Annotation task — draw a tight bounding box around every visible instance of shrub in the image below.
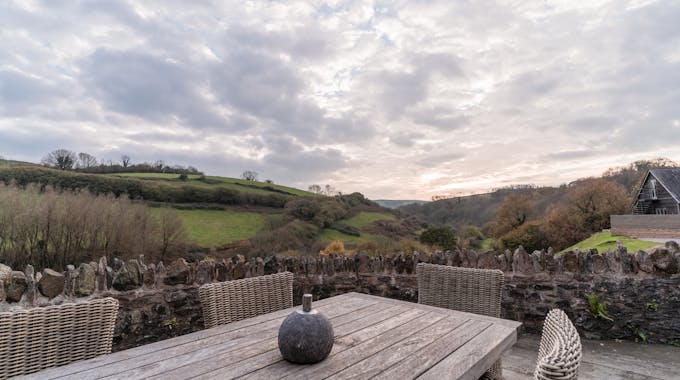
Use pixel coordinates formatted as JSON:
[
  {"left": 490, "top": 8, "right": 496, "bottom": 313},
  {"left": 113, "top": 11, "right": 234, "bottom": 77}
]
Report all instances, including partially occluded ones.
[
  {"left": 499, "top": 221, "right": 548, "bottom": 252},
  {"left": 419, "top": 227, "right": 457, "bottom": 251},
  {"left": 284, "top": 197, "right": 349, "bottom": 228},
  {"left": 322, "top": 240, "right": 345, "bottom": 256},
  {"left": 459, "top": 226, "right": 485, "bottom": 249},
  {"left": 247, "top": 219, "right": 319, "bottom": 256}
]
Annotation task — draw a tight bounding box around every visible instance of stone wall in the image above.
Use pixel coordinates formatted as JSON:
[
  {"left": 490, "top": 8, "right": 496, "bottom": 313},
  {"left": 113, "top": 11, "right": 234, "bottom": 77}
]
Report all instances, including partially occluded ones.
[
  {"left": 611, "top": 214, "right": 680, "bottom": 238},
  {"left": 1, "top": 242, "right": 679, "bottom": 351}
]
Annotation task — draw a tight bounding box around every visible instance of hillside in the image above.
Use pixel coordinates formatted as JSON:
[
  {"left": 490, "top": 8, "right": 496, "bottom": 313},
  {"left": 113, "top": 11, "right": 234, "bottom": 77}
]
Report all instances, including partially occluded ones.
[
  {"left": 0, "top": 165, "right": 416, "bottom": 253},
  {"left": 399, "top": 158, "right": 676, "bottom": 234},
  {"left": 374, "top": 199, "right": 429, "bottom": 209}
]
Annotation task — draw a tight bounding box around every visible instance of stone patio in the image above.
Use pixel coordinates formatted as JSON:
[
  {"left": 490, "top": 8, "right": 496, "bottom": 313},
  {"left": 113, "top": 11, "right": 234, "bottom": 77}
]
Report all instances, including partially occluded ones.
[{"left": 502, "top": 335, "right": 679, "bottom": 380}]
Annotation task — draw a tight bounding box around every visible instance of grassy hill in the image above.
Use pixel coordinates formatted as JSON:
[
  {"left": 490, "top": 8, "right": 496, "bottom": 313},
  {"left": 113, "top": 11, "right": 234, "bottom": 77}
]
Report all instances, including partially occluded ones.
[
  {"left": 111, "top": 172, "right": 314, "bottom": 197},
  {"left": 374, "top": 199, "right": 429, "bottom": 209},
  {"left": 562, "top": 232, "right": 660, "bottom": 253},
  {"left": 318, "top": 211, "right": 396, "bottom": 243},
  {"left": 0, "top": 165, "right": 297, "bottom": 208},
  {"left": 0, "top": 164, "right": 416, "bottom": 253}
]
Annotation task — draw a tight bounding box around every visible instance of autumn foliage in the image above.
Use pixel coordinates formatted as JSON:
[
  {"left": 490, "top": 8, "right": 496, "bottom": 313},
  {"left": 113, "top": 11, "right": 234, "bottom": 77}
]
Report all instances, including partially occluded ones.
[{"left": 491, "top": 178, "right": 631, "bottom": 251}]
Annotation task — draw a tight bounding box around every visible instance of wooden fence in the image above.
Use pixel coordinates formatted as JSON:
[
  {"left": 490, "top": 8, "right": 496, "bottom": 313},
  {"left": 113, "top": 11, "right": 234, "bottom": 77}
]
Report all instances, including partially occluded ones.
[{"left": 610, "top": 214, "right": 680, "bottom": 238}]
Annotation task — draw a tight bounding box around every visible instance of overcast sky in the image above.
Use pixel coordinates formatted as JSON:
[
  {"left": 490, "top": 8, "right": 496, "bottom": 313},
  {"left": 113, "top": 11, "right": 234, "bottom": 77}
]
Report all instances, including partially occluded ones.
[{"left": 1, "top": 0, "right": 679, "bottom": 200}]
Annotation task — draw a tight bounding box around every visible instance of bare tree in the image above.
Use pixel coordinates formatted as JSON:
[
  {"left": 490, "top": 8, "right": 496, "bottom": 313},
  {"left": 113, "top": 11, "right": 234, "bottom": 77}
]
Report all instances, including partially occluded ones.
[
  {"left": 241, "top": 170, "right": 258, "bottom": 181},
  {"left": 77, "top": 152, "right": 98, "bottom": 169},
  {"left": 121, "top": 155, "right": 131, "bottom": 168},
  {"left": 156, "top": 208, "right": 187, "bottom": 261},
  {"left": 323, "top": 184, "right": 337, "bottom": 196},
  {"left": 42, "top": 149, "right": 77, "bottom": 170},
  {"left": 308, "top": 184, "right": 322, "bottom": 194}
]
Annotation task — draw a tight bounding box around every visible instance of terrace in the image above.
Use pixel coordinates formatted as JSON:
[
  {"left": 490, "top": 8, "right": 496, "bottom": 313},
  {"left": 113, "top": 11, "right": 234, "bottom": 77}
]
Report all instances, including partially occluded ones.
[
  {"left": 503, "top": 335, "right": 677, "bottom": 380},
  {"left": 1, "top": 245, "right": 679, "bottom": 379}
]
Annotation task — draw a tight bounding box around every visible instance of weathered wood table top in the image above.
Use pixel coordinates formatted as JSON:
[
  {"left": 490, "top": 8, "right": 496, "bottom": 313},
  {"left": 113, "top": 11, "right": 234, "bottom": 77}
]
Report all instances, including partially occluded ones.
[{"left": 26, "top": 292, "right": 521, "bottom": 380}]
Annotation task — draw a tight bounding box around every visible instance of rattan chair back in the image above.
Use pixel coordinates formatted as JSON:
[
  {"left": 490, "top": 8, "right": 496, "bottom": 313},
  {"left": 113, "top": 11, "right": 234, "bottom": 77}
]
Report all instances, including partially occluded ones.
[
  {"left": 534, "top": 309, "right": 582, "bottom": 380},
  {"left": 416, "top": 263, "right": 505, "bottom": 380},
  {"left": 0, "top": 297, "right": 119, "bottom": 379},
  {"left": 416, "top": 263, "right": 504, "bottom": 317},
  {"left": 199, "top": 271, "right": 293, "bottom": 328}
]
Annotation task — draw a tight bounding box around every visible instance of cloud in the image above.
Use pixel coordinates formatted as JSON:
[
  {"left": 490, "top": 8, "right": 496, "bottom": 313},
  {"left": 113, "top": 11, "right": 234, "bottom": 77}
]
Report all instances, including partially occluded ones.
[
  {"left": 2, "top": 0, "right": 680, "bottom": 199},
  {"left": 0, "top": 69, "right": 69, "bottom": 115},
  {"left": 80, "top": 49, "right": 228, "bottom": 129}
]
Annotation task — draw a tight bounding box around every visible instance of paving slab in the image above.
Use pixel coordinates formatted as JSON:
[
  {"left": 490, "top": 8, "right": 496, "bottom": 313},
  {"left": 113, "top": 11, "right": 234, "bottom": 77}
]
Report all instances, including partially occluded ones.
[{"left": 502, "top": 335, "right": 680, "bottom": 380}]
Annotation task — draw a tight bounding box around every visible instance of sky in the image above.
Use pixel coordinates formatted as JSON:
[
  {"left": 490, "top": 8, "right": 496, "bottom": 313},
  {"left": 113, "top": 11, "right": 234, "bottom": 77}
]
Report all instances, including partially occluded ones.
[{"left": 1, "top": 0, "right": 680, "bottom": 200}]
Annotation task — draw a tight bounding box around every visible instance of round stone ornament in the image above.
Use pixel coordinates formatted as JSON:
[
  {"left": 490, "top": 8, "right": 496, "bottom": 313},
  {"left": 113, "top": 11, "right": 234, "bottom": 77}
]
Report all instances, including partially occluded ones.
[{"left": 278, "top": 294, "right": 334, "bottom": 364}]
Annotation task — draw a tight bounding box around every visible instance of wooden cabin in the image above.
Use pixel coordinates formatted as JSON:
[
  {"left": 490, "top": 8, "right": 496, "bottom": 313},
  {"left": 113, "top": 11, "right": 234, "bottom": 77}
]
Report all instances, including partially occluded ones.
[{"left": 632, "top": 168, "right": 680, "bottom": 215}]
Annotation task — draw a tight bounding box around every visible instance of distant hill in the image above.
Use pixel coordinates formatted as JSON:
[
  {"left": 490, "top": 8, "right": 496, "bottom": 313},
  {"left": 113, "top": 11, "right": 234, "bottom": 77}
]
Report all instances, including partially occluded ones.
[
  {"left": 374, "top": 199, "right": 429, "bottom": 209},
  {"left": 398, "top": 188, "right": 550, "bottom": 231},
  {"left": 399, "top": 158, "right": 678, "bottom": 232}
]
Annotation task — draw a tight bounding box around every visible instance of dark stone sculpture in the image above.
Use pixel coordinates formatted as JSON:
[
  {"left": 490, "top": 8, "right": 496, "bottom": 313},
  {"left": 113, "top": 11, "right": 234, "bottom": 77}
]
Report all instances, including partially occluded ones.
[{"left": 278, "top": 294, "right": 334, "bottom": 364}]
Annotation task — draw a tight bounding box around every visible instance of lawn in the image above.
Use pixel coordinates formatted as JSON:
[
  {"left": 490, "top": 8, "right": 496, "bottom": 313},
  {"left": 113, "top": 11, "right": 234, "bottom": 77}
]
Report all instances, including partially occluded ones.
[
  {"left": 152, "top": 208, "right": 268, "bottom": 247},
  {"left": 562, "top": 231, "right": 660, "bottom": 253},
  {"left": 342, "top": 211, "right": 396, "bottom": 228}
]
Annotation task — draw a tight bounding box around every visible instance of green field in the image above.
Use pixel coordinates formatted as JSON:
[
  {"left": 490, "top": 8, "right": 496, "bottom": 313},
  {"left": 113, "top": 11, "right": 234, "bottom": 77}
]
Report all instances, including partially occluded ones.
[
  {"left": 318, "top": 211, "right": 396, "bottom": 243},
  {"left": 110, "top": 172, "right": 314, "bottom": 197},
  {"left": 342, "top": 211, "right": 396, "bottom": 228},
  {"left": 205, "top": 176, "right": 314, "bottom": 197},
  {"left": 562, "top": 232, "right": 660, "bottom": 253},
  {"left": 152, "top": 208, "right": 268, "bottom": 247},
  {"left": 113, "top": 173, "right": 203, "bottom": 179}
]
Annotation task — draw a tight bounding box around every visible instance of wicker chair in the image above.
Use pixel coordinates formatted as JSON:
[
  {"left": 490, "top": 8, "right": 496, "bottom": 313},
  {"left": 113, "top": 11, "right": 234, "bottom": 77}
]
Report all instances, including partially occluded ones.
[
  {"left": 0, "top": 297, "right": 119, "bottom": 379},
  {"left": 416, "top": 263, "right": 505, "bottom": 380},
  {"left": 534, "top": 309, "right": 582, "bottom": 380},
  {"left": 199, "top": 271, "right": 294, "bottom": 328}
]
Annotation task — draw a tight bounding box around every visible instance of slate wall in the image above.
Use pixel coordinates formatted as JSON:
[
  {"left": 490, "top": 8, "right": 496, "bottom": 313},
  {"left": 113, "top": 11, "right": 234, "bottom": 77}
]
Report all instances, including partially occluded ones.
[{"left": 1, "top": 242, "right": 679, "bottom": 350}]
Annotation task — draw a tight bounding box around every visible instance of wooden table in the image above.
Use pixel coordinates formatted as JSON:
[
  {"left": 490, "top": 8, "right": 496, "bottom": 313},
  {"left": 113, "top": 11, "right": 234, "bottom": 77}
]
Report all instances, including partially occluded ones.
[{"left": 27, "top": 292, "right": 522, "bottom": 380}]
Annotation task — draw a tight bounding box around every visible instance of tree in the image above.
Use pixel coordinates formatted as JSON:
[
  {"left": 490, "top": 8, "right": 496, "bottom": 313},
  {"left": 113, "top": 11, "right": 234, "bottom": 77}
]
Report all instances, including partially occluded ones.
[
  {"left": 77, "top": 152, "right": 98, "bottom": 169},
  {"left": 543, "top": 178, "right": 630, "bottom": 250},
  {"left": 492, "top": 194, "right": 535, "bottom": 237},
  {"left": 241, "top": 170, "right": 258, "bottom": 181},
  {"left": 156, "top": 208, "right": 187, "bottom": 261},
  {"left": 42, "top": 149, "right": 77, "bottom": 170},
  {"left": 121, "top": 155, "right": 131, "bottom": 168},
  {"left": 323, "top": 184, "right": 337, "bottom": 196},
  {"left": 308, "top": 184, "right": 322, "bottom": 194}
]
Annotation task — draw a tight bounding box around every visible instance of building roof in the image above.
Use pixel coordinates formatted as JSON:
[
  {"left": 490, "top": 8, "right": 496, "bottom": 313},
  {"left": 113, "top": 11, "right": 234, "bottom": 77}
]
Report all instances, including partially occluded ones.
[{"left": 650, "top": 168, "right": 680, "bottom": 203}]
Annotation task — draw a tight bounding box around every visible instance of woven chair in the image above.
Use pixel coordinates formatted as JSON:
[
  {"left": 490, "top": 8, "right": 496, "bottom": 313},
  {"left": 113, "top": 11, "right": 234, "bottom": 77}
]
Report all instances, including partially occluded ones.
[
  {"left": 0, "top": 297, "right": 119, "bottom": 379},
  {"left": 416, "top": 263, "right": 505, "bottom": 380},
  {"left": 199, "top": 271, "right": 293, "bottom": 328},
  {"left": 534, "top": 309, "right": 582, "bottom": 380}
]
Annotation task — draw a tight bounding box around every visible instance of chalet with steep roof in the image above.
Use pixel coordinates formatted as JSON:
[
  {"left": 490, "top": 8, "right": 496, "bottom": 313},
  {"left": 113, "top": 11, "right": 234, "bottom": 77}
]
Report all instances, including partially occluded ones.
[{"left": 632, "top": 168, "right": 680, "bottom": 215}]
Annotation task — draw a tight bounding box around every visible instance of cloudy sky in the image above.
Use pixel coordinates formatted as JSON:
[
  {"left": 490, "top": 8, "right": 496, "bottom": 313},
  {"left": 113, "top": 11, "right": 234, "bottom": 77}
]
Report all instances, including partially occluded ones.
[{"left": 1, "top": 0, "right": 679, "bottom": 200}]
